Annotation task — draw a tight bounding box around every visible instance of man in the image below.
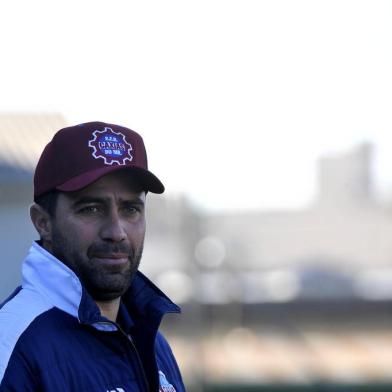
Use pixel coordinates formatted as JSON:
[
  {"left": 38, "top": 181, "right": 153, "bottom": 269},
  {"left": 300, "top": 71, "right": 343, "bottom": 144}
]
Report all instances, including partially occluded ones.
[{"left": 0, "top": 122, "right": 185, "bottom": 391}]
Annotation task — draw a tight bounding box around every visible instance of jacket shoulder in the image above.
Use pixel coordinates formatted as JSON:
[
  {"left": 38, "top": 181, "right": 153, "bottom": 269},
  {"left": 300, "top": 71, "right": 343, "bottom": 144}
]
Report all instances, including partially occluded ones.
[{"left": 0, "top": 287, "right": 52, "bottom": 386}]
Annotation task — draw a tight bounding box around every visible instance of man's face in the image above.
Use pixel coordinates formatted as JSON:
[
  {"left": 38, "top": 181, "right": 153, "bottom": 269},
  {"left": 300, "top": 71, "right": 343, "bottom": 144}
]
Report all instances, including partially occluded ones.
[{"left": 45, "top": 171, "right": 146, "bottom": 301}]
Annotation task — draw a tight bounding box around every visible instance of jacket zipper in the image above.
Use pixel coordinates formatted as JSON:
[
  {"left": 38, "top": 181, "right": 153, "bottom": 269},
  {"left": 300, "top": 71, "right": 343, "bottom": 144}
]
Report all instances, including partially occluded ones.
[
  {"left": 95, "top": 321, "right": 150, "bottom": 392},
  {"left": 125, "top": 333, "right": 150, "bottom": 392}
]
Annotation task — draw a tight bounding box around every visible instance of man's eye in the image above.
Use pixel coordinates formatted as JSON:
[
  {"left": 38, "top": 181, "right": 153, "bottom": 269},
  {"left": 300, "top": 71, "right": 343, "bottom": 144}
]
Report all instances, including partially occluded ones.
[
  {"left": 79, "top": 206, "right": 100, "bottom": 214},
  {"left": 125, "top": 207, "right": 138, "bottom": 214},
  {"left": 123, "top": 205, "right": 141, "bottom": 215}
]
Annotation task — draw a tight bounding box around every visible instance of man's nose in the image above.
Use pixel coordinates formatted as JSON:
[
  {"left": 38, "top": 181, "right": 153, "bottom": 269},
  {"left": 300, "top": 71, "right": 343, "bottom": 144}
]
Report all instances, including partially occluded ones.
[{"left": 100, "top": 211, "right": 127, "bottom": 242}]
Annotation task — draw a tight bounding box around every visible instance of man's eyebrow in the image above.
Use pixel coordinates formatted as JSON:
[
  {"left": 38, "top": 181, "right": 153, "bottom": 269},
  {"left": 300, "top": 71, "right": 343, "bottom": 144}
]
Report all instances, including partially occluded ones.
[
  {"left": 71, "top": 197, "right": 107, "bottom": 208},
  {"left": 70, "top": 196, "right": 145, "bottom": 208},
  {"left": 121, "top": 198, "right": 145, "bottom": 206}
]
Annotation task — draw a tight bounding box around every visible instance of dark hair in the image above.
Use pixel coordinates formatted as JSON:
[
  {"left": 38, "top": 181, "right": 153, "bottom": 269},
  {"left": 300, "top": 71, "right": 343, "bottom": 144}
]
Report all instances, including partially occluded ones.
[{"left": 35, "top": 190, "right": 59, "bottom": 217}]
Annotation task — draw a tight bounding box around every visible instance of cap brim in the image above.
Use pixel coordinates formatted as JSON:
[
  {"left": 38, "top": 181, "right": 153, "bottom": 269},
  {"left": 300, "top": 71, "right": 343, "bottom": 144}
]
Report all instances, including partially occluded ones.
[{"left": 56, "top": 166, "right": 164, "bottom": 194}]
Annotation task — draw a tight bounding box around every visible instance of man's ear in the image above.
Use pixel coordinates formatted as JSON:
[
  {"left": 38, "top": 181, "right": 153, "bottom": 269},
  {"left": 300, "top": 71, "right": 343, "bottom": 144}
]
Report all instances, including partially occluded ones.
[{"left": 30, "top": 204, "right": 53, "bottom": 243}]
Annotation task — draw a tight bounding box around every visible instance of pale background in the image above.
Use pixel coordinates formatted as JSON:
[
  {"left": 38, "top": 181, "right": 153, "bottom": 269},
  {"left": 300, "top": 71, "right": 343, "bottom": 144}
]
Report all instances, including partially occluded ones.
[{"left": 0, "top": 0, "right": 392, "bottom": 212}]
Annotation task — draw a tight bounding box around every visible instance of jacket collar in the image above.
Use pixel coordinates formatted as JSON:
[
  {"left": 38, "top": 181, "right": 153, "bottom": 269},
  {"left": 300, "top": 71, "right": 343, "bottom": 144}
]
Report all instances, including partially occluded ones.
[{"left": 22, "top": 242, "right": 180, "bottom": 329}]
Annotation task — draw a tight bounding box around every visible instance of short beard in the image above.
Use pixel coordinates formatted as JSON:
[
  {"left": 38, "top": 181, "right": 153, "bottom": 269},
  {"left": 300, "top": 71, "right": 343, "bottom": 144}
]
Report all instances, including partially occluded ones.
[
  {"left": 82, "top": 248, "right": 142, "bottom": 301},
  {"left": 50, "top": 227, "right": 143, "bottom": 302}
]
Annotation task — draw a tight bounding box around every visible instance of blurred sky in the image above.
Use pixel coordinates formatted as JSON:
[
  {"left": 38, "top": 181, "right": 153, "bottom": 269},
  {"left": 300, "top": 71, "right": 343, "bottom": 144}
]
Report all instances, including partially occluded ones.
[{"left": 0, "top": 0, "right": 391, "bottom": 211}]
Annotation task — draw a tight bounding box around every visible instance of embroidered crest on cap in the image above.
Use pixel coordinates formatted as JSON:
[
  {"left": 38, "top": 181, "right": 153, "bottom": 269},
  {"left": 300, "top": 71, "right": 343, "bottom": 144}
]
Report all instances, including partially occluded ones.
[
  {"left": 159, "top": 371, "right": 176, "bottom": 392},
  {"left": 88, "top": 127, "right": 133, "bottom": 165}
]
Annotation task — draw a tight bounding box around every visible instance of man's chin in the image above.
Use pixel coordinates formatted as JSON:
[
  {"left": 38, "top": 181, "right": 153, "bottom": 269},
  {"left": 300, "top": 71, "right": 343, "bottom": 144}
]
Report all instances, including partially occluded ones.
[
  {"left": 87, "top": 281, "right": 131, "bottom": 301},
  {"left": 79, "top": 257, "right": 140, "bottom": 301},
  {"left": 91, "top": 290, "right": 126, "bottom": 301},
  {"left": 100, "top": 264, "right": 130, "bottom": 274}
]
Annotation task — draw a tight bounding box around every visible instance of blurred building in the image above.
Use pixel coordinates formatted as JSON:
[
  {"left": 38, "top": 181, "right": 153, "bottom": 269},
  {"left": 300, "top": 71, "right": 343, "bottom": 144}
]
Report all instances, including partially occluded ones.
[
  {"left": 0, "top": 114, "right": 67, "bottom": 295},
  {"left": 195, "top": 143, "right": 392, "bottom": 304}
]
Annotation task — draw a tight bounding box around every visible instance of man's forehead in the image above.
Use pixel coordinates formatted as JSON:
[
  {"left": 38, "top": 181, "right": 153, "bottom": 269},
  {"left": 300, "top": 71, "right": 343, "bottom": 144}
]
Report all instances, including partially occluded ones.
[{"left": 61, "top": 171, "right": 146, "bottom": 202}]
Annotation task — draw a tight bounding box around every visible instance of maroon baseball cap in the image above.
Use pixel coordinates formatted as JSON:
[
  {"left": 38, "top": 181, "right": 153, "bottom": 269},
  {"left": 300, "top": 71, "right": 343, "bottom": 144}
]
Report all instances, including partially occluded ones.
[{"left": 34, "top": 121, "right": 164, "bottom": 201}]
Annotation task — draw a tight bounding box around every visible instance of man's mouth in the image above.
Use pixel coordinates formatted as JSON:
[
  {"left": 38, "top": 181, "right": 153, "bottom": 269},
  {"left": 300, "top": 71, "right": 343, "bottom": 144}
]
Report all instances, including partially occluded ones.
[{"left": 91, "top": 254, "right": 129, "bottom": 266}]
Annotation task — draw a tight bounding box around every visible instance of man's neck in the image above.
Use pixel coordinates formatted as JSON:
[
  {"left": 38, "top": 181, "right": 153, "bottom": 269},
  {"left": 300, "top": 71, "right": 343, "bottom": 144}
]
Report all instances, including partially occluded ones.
[{"left": 95, "top": 298, "right": 121, "bottom": 322}]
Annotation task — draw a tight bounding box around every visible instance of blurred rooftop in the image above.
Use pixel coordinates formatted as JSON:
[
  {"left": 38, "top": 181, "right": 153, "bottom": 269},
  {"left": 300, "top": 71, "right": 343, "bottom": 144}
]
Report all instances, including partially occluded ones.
[{"left": 0, "top": 114, "right": 66, "bottom": 176}]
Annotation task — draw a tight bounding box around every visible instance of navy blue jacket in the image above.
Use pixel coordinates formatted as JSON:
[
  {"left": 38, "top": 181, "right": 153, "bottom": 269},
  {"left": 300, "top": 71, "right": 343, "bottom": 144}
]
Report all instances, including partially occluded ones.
[{"left": 0, "top": 242, "right": 185, "bottom": 391}]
